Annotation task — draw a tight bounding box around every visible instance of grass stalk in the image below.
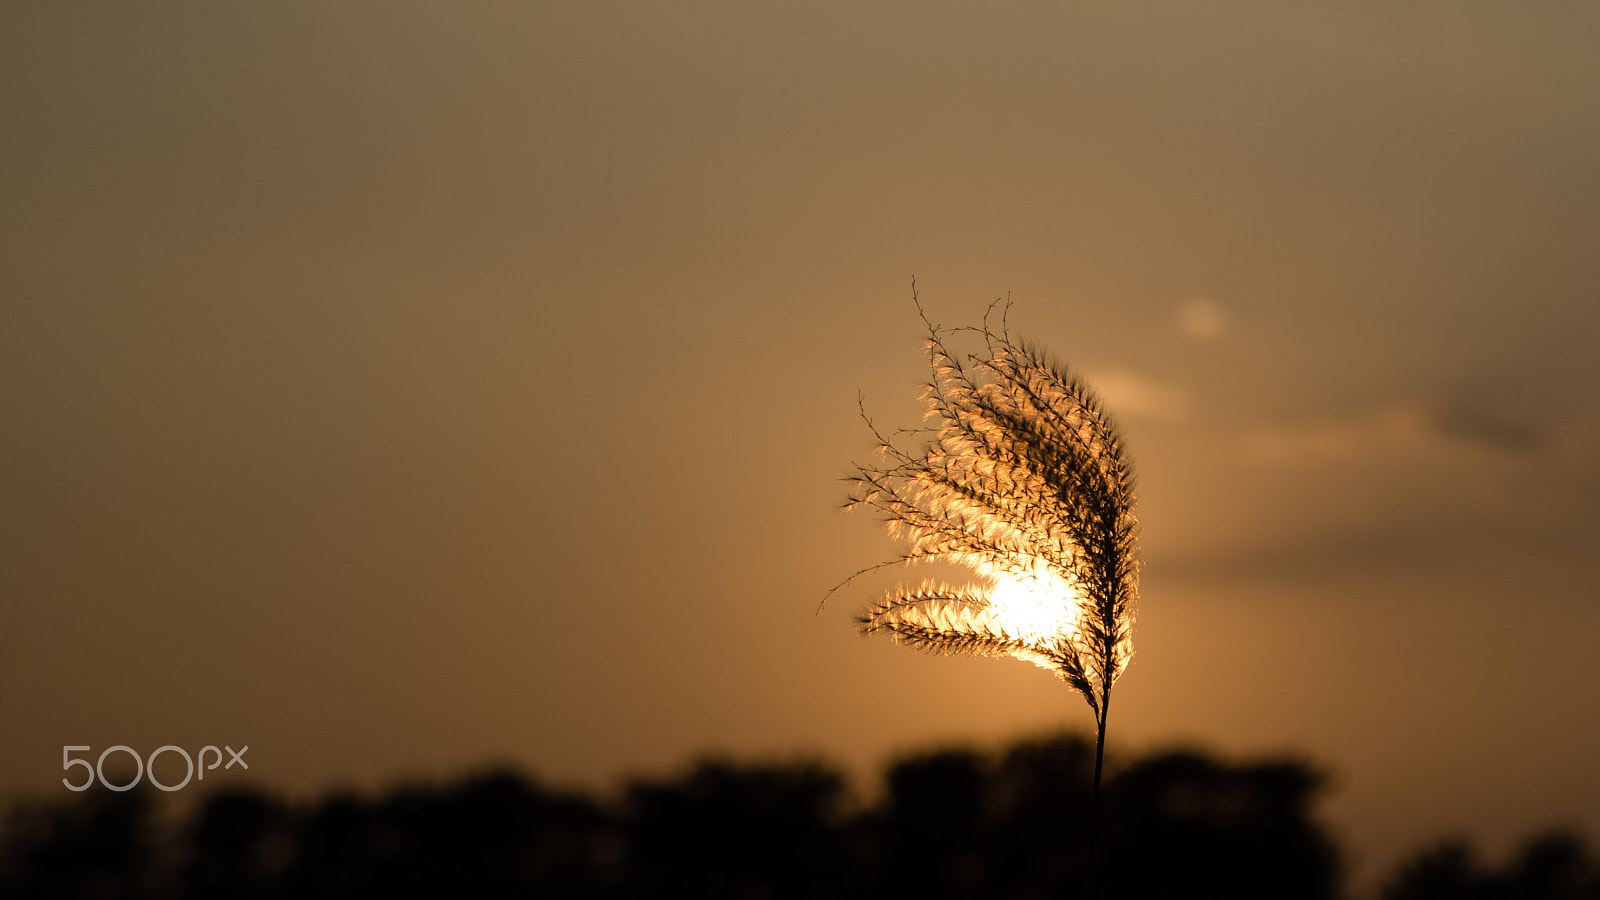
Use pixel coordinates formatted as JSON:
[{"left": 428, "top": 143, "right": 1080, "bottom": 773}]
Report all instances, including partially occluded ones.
[{"left": 835, "top": 289, "right": 1140, "bottom": 895}]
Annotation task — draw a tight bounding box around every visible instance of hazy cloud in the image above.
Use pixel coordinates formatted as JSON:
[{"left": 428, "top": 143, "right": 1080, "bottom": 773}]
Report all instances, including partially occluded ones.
[
  {"left": 1084, "top": 368, "right": 1191, "bottom": 423},
  {"left": 1245, "top": 394, "right": 1554, "bottom": 465},
  {"left": 1176, "top": 296, "right": 1227, "bottom": 339},
  {"left": 1243, "top": 406, "right": 1430, "bottom": 464},
  {"left": 1423, "top": 382, "right": 1547, "bottom": 455}
]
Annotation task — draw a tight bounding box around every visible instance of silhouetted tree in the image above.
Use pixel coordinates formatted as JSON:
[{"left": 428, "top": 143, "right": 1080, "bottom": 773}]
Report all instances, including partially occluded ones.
[
  {"left": 21, "top": 733, "right": 1556, "bottom": 900},
  {"left": 1383, "top": 831, "right": 1600, "bottom": 900},
  {"left": 273, "top": 793, "right": 388, "bottom": 898},
  {"left": 1103, "top": 751, "right": 1340, "bottom": 900},
  {"left": 1503, "top": 831, "right": 1600, "bottom": 900},
  {"left": 863, "top": 736, "right": 1340, "bottom": 900},
  {"left": 621, "top": 759, "right": 853, "bottom": 899},
  {"left": 878, "top": 749, "right": 994, "bottom": 898},
  {"left": 391, "top": 770, "right": 622, "bottom": 898},
  {"left": 270, "top": 771, "right": 621, "bottom": 899},
  {"left": 179, "top": 789, "right": 292, "bottom": 900},
  {"left": 987, "top": 734, "right": 1099, "bottom": 898},
  {"left": 0, "top": 787, "right": 162, "bottom": 899},
  {"left": 1383, "top": 839, "right": 1500, "bottom": 900}
]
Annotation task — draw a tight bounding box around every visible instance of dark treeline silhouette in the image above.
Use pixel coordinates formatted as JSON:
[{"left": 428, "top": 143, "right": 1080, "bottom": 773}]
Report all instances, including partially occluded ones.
[
  {"left": 0, "top": 733, "right": 1593, "bottom": 899},
  {"left": 1381, "top": 832, "right": 1600, "bottom": 900}
]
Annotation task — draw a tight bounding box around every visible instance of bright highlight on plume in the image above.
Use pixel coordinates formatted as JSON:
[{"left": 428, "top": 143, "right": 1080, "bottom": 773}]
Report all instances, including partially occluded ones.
[{"left": 985, "top": 567, "right": 1080, "bottom": 646}]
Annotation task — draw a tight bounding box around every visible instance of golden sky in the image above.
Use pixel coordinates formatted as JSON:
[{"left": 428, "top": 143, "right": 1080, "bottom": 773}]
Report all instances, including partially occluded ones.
[{"left": 3, "top": 2, "right": 1599, "bottom": 889}]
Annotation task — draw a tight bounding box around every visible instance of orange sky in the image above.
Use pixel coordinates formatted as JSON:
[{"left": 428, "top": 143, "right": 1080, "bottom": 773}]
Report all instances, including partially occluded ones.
[{"left": 3, "top": 3, "right": 1599, "bottom": 891}]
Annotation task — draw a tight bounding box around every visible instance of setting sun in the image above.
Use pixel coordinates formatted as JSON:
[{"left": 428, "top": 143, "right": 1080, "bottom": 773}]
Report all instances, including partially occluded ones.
[{"left": 985, "top": 568, "right": 1080, "bottom": 646}]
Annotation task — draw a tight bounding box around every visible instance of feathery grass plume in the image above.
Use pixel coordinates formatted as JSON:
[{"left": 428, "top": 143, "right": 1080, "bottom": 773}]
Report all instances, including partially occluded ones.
[{"left": 835, "top": 290, "right": 1139, "bottom": 888}]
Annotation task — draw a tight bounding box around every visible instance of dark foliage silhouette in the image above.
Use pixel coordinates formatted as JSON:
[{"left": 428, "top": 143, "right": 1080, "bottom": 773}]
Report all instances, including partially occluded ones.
[
  {"left": 1, "top": 734, "right": 1593, "bottom": 900},
  {"left": 1382, "top": 831, "right": 1600, "bottom": 900},
  {"left": 1102, "top": 750, "right": 1340, "bottom": 900},
  {"left": 862, "top": 735, "right": 1339, "bottom": 900},
  {"left": 620, "top": 759, "right": 852, "bottom": 899},
  {"left": 182, "top": 789, "right": 292, "bottom": 900},
  {"left": 879, "top": 749, "right": 994, "bottom": 898},
  {"left": 986, "top": 736, "right": 1099, "bottom": 896},
  {"left": 0, "top": 787, "right": 162, "bottom": 900},
  {"left": 270, "top": 772, "right": 622, "bottom": 899}
]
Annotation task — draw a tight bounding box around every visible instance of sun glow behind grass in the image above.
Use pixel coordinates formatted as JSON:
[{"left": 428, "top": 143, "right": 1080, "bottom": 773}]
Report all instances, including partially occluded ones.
[
  {"left": 842, "top": 297, "right": 1138, "bottom": 727},
  {"left": 984, "top": 566, "right": 1080, "bottom": 648}
]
